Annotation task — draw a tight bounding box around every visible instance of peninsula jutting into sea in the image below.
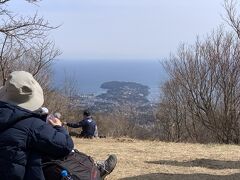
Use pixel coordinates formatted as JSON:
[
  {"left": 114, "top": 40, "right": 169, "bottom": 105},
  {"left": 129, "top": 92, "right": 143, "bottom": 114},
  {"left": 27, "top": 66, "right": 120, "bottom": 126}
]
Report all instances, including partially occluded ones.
[
  {"left": 70, "top": 81, "right": 157, "bottom": 125},
  {"left": 53, "top": 59, "right": 167, "bottom": 101}
]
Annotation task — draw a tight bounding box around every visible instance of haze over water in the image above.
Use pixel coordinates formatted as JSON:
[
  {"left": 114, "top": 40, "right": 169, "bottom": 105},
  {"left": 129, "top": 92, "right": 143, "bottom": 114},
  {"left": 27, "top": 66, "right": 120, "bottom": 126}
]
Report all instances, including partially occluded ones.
[{"left": 53, "top": 60, "right": 167, "bottom": 102}]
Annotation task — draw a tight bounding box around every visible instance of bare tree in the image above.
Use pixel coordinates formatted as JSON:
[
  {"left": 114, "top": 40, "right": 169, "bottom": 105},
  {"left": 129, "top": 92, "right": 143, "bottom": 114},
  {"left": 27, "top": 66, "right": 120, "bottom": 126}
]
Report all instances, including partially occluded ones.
[
  {"left": 158, "top": 28, "right": 240, "bottom": 143},
  {"left": 0, "top": 1, "right": 59, "bottom": 85},
  {"left": 157, "top": 0, "right": 240, "bottom": 144},
  {"left": 223, "top": 0, "right": 240, "bottom": 38}
]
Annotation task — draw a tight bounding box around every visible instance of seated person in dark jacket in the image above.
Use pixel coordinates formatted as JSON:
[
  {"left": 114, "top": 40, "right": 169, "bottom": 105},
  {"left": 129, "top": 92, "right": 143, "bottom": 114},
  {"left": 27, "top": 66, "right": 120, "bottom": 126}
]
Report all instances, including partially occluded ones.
[
  {"left": 64, "top": 110, "right": 97, "bottom": 138},
  {"left": 0, "top": 71, "right": 74, "bottom": 180}
]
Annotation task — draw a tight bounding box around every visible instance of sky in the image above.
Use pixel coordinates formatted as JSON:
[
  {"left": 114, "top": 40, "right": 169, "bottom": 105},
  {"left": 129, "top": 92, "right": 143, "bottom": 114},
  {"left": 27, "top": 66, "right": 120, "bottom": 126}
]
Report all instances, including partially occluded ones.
[{"left": 8, "top": 0, "right": 225, "bottom": 61}]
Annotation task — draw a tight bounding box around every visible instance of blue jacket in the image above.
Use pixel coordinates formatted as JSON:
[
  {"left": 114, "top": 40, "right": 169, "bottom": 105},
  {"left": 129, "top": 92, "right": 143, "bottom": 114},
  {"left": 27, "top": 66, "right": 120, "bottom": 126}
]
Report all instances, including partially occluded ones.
[
  {"left": 0, "top": 101, "right": 74, "bottom": 180},
  {"left": 67, "top": 117, "right": 96, "bottom": 137}
]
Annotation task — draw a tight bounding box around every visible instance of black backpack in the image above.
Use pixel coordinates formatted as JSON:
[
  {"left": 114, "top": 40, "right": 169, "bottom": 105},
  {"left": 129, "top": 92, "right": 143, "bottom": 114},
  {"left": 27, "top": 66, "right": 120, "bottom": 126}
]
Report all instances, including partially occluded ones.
[{"left": 42, "top": 149, "right": 101, "bottom": 180}]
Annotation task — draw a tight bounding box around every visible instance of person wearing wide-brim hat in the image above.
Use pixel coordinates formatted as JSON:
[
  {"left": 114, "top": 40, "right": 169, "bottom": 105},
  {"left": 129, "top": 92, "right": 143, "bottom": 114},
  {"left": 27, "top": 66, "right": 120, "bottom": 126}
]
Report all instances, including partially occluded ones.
[{"left": 0, "top": 71, "right": 74, "bottom": 180}]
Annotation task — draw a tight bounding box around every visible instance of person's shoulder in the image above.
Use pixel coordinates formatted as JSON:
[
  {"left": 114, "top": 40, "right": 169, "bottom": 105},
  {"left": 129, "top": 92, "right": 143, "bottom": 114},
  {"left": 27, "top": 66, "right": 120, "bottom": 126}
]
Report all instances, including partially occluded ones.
[
  {"left": 13, "top": 116, "right": 46, "bottom": 132},
  {"left": 84, "top": 118, "right": 92, "bottom": 123},
  {"left": 26, "top": 116, "right": 47, "bottom": 128}
]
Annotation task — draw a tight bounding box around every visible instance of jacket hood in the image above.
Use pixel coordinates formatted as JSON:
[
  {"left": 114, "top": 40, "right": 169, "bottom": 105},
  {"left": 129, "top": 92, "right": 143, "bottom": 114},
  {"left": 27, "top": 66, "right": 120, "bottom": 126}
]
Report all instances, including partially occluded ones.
[{"left": 0, "top": 101, "right": 44, "bottom": 132}]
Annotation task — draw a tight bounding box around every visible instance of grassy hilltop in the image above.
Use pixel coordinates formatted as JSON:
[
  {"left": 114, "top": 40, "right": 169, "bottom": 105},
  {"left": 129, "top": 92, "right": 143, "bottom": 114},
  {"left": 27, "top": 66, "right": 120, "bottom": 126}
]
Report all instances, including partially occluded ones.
[{"left": 73, "top": 137, "right": 240, "bottom": 180}]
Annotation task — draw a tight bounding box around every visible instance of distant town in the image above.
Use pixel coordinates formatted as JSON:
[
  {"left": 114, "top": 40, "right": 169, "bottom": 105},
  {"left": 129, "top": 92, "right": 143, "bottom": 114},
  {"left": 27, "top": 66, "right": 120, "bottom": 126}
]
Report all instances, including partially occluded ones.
[{"left": 71, "top": 81, "right": 158, "bottom": 125}]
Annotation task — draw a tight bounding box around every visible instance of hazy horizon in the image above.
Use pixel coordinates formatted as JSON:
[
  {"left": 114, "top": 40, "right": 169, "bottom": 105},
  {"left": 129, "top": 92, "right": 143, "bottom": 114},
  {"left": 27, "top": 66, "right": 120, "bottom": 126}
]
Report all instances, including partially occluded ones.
[{"left": 53, "top": 59, "right": 167, "bottom": 101}]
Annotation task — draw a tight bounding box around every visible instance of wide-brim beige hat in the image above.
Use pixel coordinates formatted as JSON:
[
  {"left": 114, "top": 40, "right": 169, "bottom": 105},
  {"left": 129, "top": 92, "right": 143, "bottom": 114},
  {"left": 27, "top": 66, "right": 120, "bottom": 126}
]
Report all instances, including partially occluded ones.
[{"left": 0, "top": 71, "right": 44, "bottom": 111}]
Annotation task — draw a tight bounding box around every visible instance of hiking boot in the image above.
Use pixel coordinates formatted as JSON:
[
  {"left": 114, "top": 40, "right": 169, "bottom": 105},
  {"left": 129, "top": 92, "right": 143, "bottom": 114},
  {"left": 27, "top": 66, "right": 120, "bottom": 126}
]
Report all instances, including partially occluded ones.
[{"left": 96, "top": 154, "right": 117, "bottom": 179}]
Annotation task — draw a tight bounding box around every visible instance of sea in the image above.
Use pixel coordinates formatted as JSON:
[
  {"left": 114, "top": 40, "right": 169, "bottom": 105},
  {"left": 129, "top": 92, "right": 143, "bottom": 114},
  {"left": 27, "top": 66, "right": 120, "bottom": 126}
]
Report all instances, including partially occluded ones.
[{"left": 52, "top": 59, "right": 168, "bottom": 102}]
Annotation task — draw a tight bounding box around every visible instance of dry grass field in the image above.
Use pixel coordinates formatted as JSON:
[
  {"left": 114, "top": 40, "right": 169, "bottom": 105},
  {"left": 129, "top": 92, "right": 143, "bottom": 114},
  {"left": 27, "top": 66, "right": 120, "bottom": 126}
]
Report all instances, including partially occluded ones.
[{"left": 73, "top": 137, "right": 240, "bottom": 180}]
